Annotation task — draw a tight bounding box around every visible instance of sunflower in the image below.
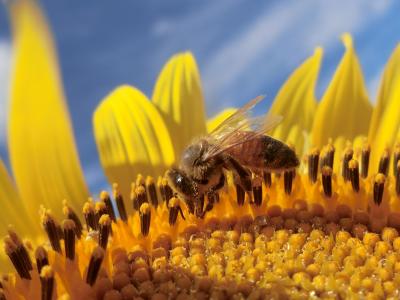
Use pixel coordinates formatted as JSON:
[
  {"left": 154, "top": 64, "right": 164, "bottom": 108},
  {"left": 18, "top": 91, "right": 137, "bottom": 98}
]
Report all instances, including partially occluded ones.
[{"left": 2, "top": 0, "right": 400, "bottom": 299}]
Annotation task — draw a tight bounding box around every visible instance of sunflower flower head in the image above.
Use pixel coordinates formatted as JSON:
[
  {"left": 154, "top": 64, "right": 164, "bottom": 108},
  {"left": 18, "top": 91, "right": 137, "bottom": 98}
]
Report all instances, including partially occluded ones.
[{"left": 3, "top": 1, "right": 400, "bottom": 300}]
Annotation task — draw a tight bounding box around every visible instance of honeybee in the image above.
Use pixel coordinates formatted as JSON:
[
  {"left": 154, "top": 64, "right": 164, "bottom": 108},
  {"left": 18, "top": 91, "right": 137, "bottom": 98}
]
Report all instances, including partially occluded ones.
[{"left": 166, "top": 96, "right": 299, "bottom": 217}]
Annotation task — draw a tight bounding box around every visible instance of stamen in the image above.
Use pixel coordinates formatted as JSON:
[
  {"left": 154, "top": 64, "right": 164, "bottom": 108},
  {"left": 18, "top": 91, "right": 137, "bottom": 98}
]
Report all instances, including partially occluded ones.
[
  {"left": 83, "top": 200, "right": 97, "bottom": 230},
  {"left": 63, "top": 201, "right": 83, "bottom": 238},
  {"left": 35, "top": 246, "right": 49, "bottom": 273},
  {"left": 396, "top": 161, "right": 400, "bottom": 196},
  {"left": 139, "top": 203, "right": 151, "bottom": 236},
  {"left": 98, "top": 214, "right": 111, "bottom": 250},
  {"left": 8, "top": 229, "right": 32, "bottom": 271},
  {"left": 373, "top": 173, "right": 386, "bottom": 205},
  {"left": 168, "top": 197, "right": 185, "bottom": 225},
  {"left": 133, "top": 186, "right": 148, "bottom": 211},
  {"left": 100, "top": 191, "right": 116, "bottom": 222},
  {"left": 263, "top": 171, "right": 272, "bottom": 187},
  {"left": 113, "top": 183, "right": 127, "bottom": 222},
  {"left": 40, "top": 266, "right": 55, "bottom": 300},
  {"left": 63, "top": 219, "right": 76, "bottom": 260},
  {"left": 157, "top": 177, "right": 165, "bottom": 201},
  {"left": 4, "top": 237, "right": 31, "bottom": 279},
  {"left": 308, "top": 148, "right": 320, "bottom": 183},
  {"left": 95, "top": 201, "right": 108, "bottom": 223},
  {"left": 342, "top": 147, "right": 353, "bottom": 181},
  {"left": 361, "top": 144, "right": 370, "bottom": 178},
  {"left": 284, "top": 170, "right": 294, "bottom": 195},
  {"left": 348, "top": 159, "right": 360, "bottom": 192},
  {"left": 136, "top": 174, "right": 145, "bottom": 189},
  {"left": 236, "top": 184, "right": 245, "bottom": 206},
  {"left": 41, "top": 211, "right": 62, "bottom": 253},
  {"left": 321, "top": 166, "right": 332, "bottom": 198},
  {"left": 146, "top": 176, "right": 159, "bottom": 208},
  {"left": 86, "top": 246, "right": 104, "bottom": 286},
  {"left": 321, "top": 142, "right": 335, "bottom": 169},
  {"left": 252, "top": 176, "right": 263, "bottom": 206},
  {"left": 378, "top": 148, "right": 390, "bottom": 176},
  {"left": 393, "top": 145, "right": 400, "bottom": 177},
  {"left": 161, "top": 178, "right": 173, "bottom": 205}
]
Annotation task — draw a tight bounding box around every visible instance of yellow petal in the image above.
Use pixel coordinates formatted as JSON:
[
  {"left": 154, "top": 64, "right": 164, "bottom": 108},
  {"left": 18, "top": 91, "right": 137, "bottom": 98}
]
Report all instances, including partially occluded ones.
[
  {"left": 311, "top": 34, "right": 372, "bottom": 148},
  {"left": 0, "top": 158, "right": 41, "bottom": 271},
  {"left": 8, "top": 0, "right": 88, "bottom": 219},
  {"left": 93, "top": 85, "right": 175, "bottom": 197},
  {"left": 369, "top": 44, "right": 400, "bottom": 141},
  {"left": 370, "top": 75, "right": 400, "bottom": 170},
  {"left": 0, "top": 159, "right": 39, "bottom": 237},
  {"left": 206, "top": 108, "right": 237, "bottom": 133},
  {"left": 152, "top": 52, "right": 207, "bottom": 157},
  {"left": 270, "top": 47, "right": 322, "bottom": 155}
]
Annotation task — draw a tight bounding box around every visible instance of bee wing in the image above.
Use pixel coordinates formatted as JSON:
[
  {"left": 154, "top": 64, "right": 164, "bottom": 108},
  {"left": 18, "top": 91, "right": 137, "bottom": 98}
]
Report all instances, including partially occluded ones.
[{"left": 203, "top": 96, "right": 282, "bottom": 160}]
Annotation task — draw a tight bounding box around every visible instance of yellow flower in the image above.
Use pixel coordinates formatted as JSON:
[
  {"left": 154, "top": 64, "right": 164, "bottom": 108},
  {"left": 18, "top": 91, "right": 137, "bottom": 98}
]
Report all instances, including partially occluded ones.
[{"left": 3, "top": 0, "right": 400, "bottom": 299}]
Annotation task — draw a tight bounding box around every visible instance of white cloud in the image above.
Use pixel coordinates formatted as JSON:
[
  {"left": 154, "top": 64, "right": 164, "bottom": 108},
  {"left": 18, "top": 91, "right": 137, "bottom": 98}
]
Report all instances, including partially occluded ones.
[
  {"left": 0, "top": 40, "right": 12, "bottom": 148},
  {"left": 200, "top": 0, "right": 394, "bottom": 110}
]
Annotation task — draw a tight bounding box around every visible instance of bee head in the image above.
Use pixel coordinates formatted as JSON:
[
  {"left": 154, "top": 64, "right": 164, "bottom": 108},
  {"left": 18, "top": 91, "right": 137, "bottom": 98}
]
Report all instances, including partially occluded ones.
[
  {"left": 179, "top": 139, "right": 208, "bottom": 177},
  {"left": 166, "top": 168, "right": 197, "bottom": 198}
]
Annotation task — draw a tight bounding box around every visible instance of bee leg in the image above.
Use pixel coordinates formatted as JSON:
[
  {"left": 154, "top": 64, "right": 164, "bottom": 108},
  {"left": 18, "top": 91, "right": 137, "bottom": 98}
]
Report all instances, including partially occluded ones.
[
  {"left": 251, "top": 172, "right": 263, "bottom": 206},
  {"left": 183, "top": 197, "right": 195, "bottom": 214},
  {"left": 194, "top": 194, "right": 205, "bottom": 218},
  {"left": 208, "top": 173, "right": 226, "bottom": 204},
  {"left": 224, "top": 155, "right": 253, "bottom": 202}
]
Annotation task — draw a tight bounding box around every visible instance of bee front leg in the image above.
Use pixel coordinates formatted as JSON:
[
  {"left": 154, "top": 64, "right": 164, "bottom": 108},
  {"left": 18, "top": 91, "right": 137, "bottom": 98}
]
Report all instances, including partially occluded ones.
[{"left": 204, "top": 173, "right": 225, "bottom": 212}]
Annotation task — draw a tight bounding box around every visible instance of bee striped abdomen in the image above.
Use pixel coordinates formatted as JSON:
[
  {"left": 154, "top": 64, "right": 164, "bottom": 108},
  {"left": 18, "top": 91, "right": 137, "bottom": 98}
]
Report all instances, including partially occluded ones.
[{"left": 227, "top": 133, "right": 299, "bottom": 171}]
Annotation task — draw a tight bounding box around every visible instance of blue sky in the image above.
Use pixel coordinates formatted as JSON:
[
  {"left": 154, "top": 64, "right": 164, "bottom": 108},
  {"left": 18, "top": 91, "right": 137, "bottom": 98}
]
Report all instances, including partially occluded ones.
[{"left": 0, "top": 0, "right": 399, "bottom": 193}]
